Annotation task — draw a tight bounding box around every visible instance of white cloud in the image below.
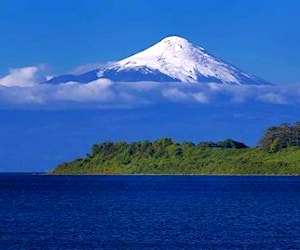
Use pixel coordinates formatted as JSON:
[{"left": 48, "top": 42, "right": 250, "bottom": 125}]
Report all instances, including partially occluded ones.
[
  {"left": 0, "top": 65, "right": 46, "bottom": 87},
  {"left": 257, "top": 93, "right": 287, "bottom": 104},
  {"left": 192, "top": 92, "right": 209, "bottom": 103},
  {"left": 53, "top": 79, "right": 115, "bottom": 102},
  {"left": 162, "top": 87, "right": 210, "bottom": 103},
  {"left": 0, "top": 80, "right": 299, "bottom": 108},
  {"left": 162, "top": 88, "right": 190, "bottom": 101}
]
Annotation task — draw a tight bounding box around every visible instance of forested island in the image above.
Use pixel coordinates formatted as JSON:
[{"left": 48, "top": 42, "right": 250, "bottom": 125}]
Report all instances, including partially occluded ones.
[{"left": 51, "top": 122, "right": 300, "bottom": 175}]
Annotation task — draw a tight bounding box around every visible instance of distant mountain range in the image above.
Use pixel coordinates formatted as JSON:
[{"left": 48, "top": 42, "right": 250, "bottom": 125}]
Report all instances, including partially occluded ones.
[{"left": 46, "top": 36, "right": 272, "bottom": 85}]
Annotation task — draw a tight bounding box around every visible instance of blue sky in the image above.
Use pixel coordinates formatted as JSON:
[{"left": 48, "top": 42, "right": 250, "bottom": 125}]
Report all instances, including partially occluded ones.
[
  {"left": 1, "top": 0, "right": 300, "bottom": 171},
  {"left": 1, "top": 0, "right": 300, "bottom": 84}
]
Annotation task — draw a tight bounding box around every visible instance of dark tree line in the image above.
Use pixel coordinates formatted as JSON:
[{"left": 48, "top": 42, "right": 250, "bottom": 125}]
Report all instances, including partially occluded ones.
[
  {"left": 90, "top": 138, "right": 248, "bottom": 161},
  {"left": 259, "top": 122, "right": 300, "bottom": 152}
]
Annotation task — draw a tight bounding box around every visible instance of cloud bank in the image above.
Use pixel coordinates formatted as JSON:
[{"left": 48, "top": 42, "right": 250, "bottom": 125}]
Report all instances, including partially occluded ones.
[{"left": 0, "top": 66, "right": 299, "bottom": 109}]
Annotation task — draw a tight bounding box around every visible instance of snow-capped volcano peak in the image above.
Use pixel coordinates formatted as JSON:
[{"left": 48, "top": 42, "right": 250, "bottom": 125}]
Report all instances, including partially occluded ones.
[
  {"left": 118, "top": 35, "right": 205, "bottom": 61},
  {"left": 46, "top": 35, "right": 271, "bottom": 85},
  {"left": 115, "top": 35, "right": 209, "bottom": 82},
  {"left": 111, "top": 35, "right": 269, "bottom": 84}
]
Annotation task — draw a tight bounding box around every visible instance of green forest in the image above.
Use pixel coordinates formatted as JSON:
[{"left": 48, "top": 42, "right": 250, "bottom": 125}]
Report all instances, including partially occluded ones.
[{"left": 51, "top": 122, "right": 300, "bottom": 175}]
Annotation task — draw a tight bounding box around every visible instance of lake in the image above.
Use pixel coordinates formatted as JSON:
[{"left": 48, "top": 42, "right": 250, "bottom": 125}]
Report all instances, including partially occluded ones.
[{"left": 0, "top": 174, "right": 299, "bottom": 249}]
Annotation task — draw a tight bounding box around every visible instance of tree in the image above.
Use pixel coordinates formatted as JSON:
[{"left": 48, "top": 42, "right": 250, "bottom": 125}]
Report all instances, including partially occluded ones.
[
  {"left": 294, "top": 122, "right": 300, "bottom": 146},
  {"left": 153, "top": 138, "right": 175, "bottom": 158},
  {"left": 217, "top": 139, "right": 248, "bottom": 149},
  {"left": 259, "top": 126, "right": 282, "bottom": 152},
  {"left": 259, "top": 122, "right": 300, "bottom": 152}
]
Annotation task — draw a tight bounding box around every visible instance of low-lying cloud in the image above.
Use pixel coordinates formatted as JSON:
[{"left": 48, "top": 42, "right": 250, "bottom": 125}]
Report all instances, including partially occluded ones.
[{"left": 0, "top": 67, "right": 299, "bottom": 109}]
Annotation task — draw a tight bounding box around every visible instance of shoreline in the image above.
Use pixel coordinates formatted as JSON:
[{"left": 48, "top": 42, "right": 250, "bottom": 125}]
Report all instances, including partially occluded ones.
[
  {"left": 1, "top": 172, "right": 299, "bottom": 177},
  {"left": 47, "top": 173, "right": 300, "bottom": 177}
]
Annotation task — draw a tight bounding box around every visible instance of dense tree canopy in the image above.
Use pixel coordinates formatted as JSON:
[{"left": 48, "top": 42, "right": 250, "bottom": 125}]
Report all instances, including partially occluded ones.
[{"left": 259, "top": 122, "right": 300, "bottom": 152}]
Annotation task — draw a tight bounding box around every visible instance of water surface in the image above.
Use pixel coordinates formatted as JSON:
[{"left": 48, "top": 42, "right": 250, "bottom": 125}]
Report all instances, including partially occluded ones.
[{"left": 0, "top": 174, "right": 299, "bottom": 249}]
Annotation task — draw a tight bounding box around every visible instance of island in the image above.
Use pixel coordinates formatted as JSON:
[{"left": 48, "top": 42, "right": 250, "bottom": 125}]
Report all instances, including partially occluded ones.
[{"left": 51, "top": 122, "right": 300, "bottom": 175}]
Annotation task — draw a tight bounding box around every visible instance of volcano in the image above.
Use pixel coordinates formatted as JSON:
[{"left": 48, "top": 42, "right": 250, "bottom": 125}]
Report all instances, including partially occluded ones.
[{"left": 46, "top": 36, "right": 271, "bottom": 85}]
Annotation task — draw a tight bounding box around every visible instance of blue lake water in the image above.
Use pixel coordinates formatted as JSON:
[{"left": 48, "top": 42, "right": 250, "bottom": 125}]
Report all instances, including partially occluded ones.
[{"left": 0, "top": 175, "right": 299, "bottom": 249}]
